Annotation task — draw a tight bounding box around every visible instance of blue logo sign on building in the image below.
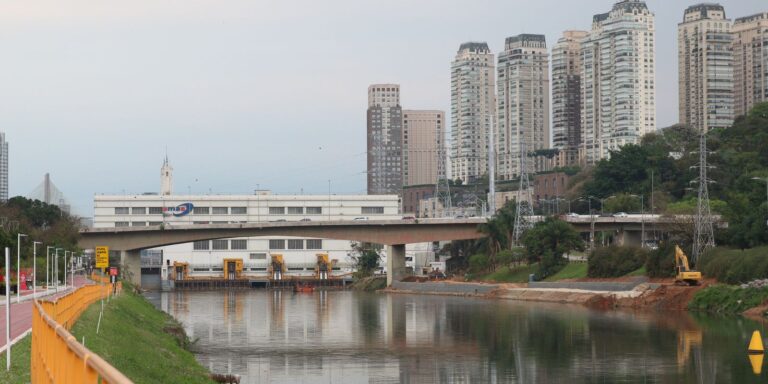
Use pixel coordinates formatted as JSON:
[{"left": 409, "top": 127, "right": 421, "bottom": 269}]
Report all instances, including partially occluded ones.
[{"left": 163, "top": 203, "right": 194, "bottom": 217}]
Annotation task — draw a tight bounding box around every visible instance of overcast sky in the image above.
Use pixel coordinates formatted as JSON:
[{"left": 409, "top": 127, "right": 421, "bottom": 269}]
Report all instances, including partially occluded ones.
[{"left": 1, "top": 0, "right": 764, "bottom": 216}]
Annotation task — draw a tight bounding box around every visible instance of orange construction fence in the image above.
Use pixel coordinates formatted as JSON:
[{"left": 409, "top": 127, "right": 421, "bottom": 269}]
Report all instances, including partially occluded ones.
[{"left": 31, "top": 281, "right": 131, "bottom": 383}]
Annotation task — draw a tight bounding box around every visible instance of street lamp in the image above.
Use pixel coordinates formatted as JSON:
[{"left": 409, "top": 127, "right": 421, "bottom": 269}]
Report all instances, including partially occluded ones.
[
  {"left": 54, "top": 248, "right": 63, "bottom": 292},
  {"left": 32, "top": 242, "right": 41, "bottom": 297},
  {"left": 46, "top": 246, "right": 54, "bottom": 293},
  {"left": 629, "top": 194, "right": 645, "bottom": 247},
  {"left": 16, "top": 233, "right": 27, "bottom": 302},
  {"left": 579, "top": 197, "right": 597, "bottom": 249}
]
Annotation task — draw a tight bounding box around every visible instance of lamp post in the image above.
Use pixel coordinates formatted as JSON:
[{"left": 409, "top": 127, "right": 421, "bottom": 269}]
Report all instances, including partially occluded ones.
[
  {"left": 46, "top": 246, "right": 54, "bottom": 293},
  {"left": 629, "top": 194, "right": 645, "bottom": 247},
  {"left": 580, "top": 197, "right": 597, "bottom": 249},
  {"left": 32, "top": 242, "right": 41, "bottom": 297},
  {"left": 55, "top": 248, "right": 63, "bottom": 292},
  {"left": 64, "top": 251, "right": 69, "bottom": 288},
  {"left": 16, "top": 233, "right": 27, "bottom": 302}
]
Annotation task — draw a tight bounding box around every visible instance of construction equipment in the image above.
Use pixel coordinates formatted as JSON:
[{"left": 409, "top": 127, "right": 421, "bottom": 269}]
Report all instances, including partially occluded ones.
[
  {"left": 269, "top": 254, "right": 285, "bottom": 280},
  {"left": 674, "top": 245, "right": 702, "bottom": 286},
  {"left": 223, "top": 258, "right": 244, "bottom": 280},
  {"left": 315, "top": 253, "right": 331, "bottom": 280}
]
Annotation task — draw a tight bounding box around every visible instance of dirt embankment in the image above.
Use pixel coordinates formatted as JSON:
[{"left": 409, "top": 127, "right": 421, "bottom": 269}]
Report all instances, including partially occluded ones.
[{"left": 617, "top": 283, "right": 707, "bottom": 311}]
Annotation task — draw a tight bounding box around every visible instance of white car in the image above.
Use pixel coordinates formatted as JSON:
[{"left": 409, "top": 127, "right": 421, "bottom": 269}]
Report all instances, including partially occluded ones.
[
  {"left": 353, "top": 217, "right": 369, "bottom": 221},
  {"left": 566, "top": 212, "right": 580, "bottom": 217},
  {"left": 613, "top": 212, "right": 628, "bottom": 218}
]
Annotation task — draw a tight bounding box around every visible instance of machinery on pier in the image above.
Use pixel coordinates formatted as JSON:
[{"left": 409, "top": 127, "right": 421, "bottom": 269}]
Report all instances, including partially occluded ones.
[
  {"left": 270, "top": 254, "right": 285, "bottom": 280},
  {"left": 315, "top": 253, "right": 334, "bottom": 280},
  {"left": 223, "top": 258, "right": 244, "bottom": 280},
  {"left": 674, "top": 245, "right": 702, "bottom": 286},
  {"left": 172, "top": 262, "right": 189, "bottom": 281}
]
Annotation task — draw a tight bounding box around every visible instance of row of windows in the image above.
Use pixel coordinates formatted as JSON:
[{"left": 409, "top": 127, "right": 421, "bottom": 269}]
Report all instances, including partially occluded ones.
[
  {"left": 192, "top": 239, "right": 324, "bottom": 251},
  {"left": 268, "top": 239, "right": 323, "bottom": 250},
  {"left": 115, "top": 206, "right": 248, "bottom": 215},
  {"left": 268, "top": 207, "right": 323, "bottom": 215}
]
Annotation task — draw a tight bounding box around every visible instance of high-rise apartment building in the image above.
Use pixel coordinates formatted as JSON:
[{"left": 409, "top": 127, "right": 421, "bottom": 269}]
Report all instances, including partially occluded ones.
[
  {"left": 367, "top": 84, "right": 403, "bottom": 195},
  {"left": 497, "top": 34, "right": 550, "bottom": 179},
  {"left": 733, "top": 12, "right": 768, "bottom": 117},
  {"left": 451, "top": 42, "right": 495, "bottom": 184},
  {"left": 581, "top": 0, "right": 656, "bottom": 164},
  {"left": 678, "top": 4, "right": 734, "bottom": 133},
  {"left": 552, "top": 31, "right": 588, "bottom": 167},
  {"left": 0, "top": 133, "right": 7, "bottom": 202},
  {"left": 403, "top": 110, "right": 446, "bottom": 186}
]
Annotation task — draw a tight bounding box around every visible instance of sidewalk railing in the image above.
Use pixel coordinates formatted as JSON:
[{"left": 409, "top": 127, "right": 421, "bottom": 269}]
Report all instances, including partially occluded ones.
[{"left": 31, "top": 280, "right": 131, "bottom": 383}]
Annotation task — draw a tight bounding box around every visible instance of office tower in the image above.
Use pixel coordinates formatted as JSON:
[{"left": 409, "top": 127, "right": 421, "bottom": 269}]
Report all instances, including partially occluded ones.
[
  {"left": 496, "top": 34, "right": 550, "bottom": 179},
  {"left": 367, "top": 84, "right": 403, "bottom": 194},
  {"left": 678, "top": 3, "right": 733, "bottom": 132},
  {"left": 0, "top": 132, "right": 7, "bottom": 202},
  {"left": 733, "top": 12, "right": 768, "bottom": 117},
  {"left": 581, "top": 0, "right": 656, "bottom": 164},
  {"left": 451, "top": 42, "right": 495, "bottom": 184},
  {"left": 161, "top": 155, "right": 173, "bottom": 195},
  {"left": 552, "top": 31, "right": 588, "bottom": 167},
  {"left": 402, "top": 110, "right": 446, "bottom": 186}
]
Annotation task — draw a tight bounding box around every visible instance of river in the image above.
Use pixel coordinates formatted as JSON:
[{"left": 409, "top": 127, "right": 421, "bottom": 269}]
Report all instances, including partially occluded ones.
[{"left": 145, "top": 290, "right": 766, "bottom": 383}]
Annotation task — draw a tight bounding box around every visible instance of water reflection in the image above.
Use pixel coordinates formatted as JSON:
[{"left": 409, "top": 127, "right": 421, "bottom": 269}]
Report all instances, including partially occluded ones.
[{"left": 144, "top": 291, "right": 766, "bottom": 383}]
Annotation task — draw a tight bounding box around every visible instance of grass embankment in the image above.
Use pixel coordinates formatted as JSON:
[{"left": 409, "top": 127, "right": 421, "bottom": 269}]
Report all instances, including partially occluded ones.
[
  {"left": 688, "top": 285, "right": 768, "bottom": 316},
  {"left": 544, "top": 263, "right": 588, "bottom": 281},
  {"left": 350, "top": 276, "right": 387, "bottom": 291},
  {"left": 0, "top": 335, "right": 31, "bottom": 384},
  {"left": 480, "top": 262, "right": 589, "bottom": 283},
  {"left": 70, "top": 288, "right": 214, "bottom": 384}
]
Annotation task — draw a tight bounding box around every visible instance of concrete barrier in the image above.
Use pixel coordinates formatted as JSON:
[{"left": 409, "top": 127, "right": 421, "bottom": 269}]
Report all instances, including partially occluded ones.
[
  {"left": 528, "top": 277, "right": 649, "bottom": 292},
  {"left": 391, "top": 281, "right": 498, "bottom": 295}
]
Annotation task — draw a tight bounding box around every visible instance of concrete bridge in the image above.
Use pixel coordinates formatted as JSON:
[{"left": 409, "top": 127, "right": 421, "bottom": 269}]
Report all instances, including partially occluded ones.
[{"left": 79, "top": 218, "right": 487, "bottom": 287}]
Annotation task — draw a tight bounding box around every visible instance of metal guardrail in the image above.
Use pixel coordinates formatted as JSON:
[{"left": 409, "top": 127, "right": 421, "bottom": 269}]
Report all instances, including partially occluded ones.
[{"left": 31, "top": 278, "right": 131, "bottom": 383}]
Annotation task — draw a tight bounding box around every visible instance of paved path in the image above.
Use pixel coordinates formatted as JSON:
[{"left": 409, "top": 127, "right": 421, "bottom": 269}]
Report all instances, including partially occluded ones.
[{"left": 1, "top": 276, "right": 89, "bottom": 348}]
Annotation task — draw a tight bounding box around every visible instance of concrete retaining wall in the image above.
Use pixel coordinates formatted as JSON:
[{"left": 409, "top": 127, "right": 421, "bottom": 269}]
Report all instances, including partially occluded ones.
[
  {"left": 391, "top": 281, "right": 498, "bottom": 295},
  {"left": 528, "top": 279, "right": 646, "bottom": 292}
]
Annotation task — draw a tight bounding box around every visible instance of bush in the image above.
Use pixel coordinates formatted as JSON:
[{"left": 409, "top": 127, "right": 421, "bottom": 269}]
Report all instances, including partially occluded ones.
[
  {"left": 645, "top": 242, "right": 677, "bottom": 278},
  {"left": 698, "top": 246, "right": 768, "bottom": 284},
  {"left": 689, "top": 285, "right": 768, "bottom": 314},
  {"left": 469, "top": 253, "right": 490, "bottom": 273},
  {"left": 587, "top": 246, "right": 647, "bottom": 278}
]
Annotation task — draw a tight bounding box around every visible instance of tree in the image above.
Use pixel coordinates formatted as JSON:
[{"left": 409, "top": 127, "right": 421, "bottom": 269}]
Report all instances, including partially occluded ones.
[
  {"left": 522, "top": 217, "right": 584, "bottom": 278},
  {"left": 348, "top": 242, "right": 381, "bottom": 278}
]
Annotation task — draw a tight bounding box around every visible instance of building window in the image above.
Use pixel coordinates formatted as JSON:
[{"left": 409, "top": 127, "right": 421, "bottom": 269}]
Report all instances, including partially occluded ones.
[
  {"left": 115, "top": 222, "right": 129, "bottom": 227},
  {"left": 250, "top": 253, "right": 267, "bottom": 260},
  {"left": 212, "top": 207, "right": 228, "bottom": 215},
  {"left": 131, "top": 222, "right": 146, "bottom": 227},
  {"left": 269, "top": 239, "right": 285, "bottom": 250},
  {"left": 193, "top": 207, "right": 210, "bottom": 215},
  {"left": 193, "top": 240, "right": 210, "bottom": 250},
  {"left": 231, "top": 239, "right": 247, "bottom": 250},
  {"left": 269, "top": 207, "right": 285, "bottom": 215},
  {"left": 115, "top": 207, "right": 129, "bottom": 215},
  {"left": 287, "top": 239, "right": 304, "bottom": 249},
  {"left": 212, "top": 240, "right": 229, "bottom": 250},
  {"left": 287, "top": 207, "right": 304, "bottom": 215},
  {"left": 131, "top": 207, "right": 146, "bottom": 215},
  {"left": 193, "top": 221, "right": 210, "bottom": 225},
  {"left": 148, "top": 207, "right": 163, "bottom": 214},
  {"left": 306, "top": 207, "right": 322, "bottom": 214},
  {"left": 361, "top": 207, "right": 385, "bottom": 214},
  {"left": 231, "top": 207, "right": 247, "bottom": 214},
  {"left": 306, "top": 239, "right": 323, "bottom": 250},
  {"left": 148, "top": 221, "right": 162, "bottom": 226}
]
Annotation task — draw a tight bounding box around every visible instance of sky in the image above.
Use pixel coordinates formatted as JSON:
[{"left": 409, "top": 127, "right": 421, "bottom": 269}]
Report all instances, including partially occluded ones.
[{"left": 1, "top": 0, "right": 765, "bottom": 217}]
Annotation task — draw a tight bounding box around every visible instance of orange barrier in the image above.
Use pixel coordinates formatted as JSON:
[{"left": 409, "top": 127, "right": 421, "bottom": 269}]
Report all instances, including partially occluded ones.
[
  {"left": 91, "top": 273, "right": 111, "bottom": 284},
  {"left": 31, "top": 281, "right": 131, "bottom": 384}
]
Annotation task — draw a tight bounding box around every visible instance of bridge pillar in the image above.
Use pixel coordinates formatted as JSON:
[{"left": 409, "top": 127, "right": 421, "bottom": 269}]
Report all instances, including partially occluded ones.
[
  {"left": 119, "top": 250, "right": 142, "bottom": 287},
  {"left": 615, "top": 229, "right": 642, "bottom": 247},
  {"left": 386, "top": 244, "right": 406, "bottom": 286}
]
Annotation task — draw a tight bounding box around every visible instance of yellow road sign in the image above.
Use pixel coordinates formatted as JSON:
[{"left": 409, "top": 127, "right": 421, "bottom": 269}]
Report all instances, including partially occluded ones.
[{"left": 95, "top": 246, "right": 109, "bottom": 268}]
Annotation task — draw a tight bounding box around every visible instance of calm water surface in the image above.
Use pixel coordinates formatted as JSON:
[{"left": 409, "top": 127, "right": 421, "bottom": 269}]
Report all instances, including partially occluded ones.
[{"left": 145, "top": 290, "right": 767, "bottom": 383}]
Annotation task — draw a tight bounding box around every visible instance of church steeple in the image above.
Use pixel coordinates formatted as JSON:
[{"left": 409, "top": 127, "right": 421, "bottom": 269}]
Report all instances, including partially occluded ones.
[{"left": 161, "top": 154, "right": 173, "bottom": 196}]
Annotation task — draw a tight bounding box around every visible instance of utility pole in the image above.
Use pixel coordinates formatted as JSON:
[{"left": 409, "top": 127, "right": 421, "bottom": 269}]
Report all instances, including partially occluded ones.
[
  {"left": 513, "top": 140, "right": 534, "bottom": 245},
  {"left": 692, "top": 133, "right": 716, "bottom": 265}
]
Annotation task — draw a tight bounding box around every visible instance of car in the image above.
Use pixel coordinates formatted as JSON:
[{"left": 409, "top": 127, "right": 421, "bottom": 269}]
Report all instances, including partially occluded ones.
[
  {"left": 300, "top": 218, "right": 311, "bottom": 222},
  {"left": 566, "top": 212, "right": 580, "bottom": 217},
  {"left": 353, "top": 217, "right": 369, "bottom": 221},
  {"left": 402, "top": 216, "right": 416, "bottom": 220},
  {"left": 454, "top": 214, "right": 466, "bottom": 219},
  {"left": 613, "top": 212, "right": 628, "bottom": 218}
]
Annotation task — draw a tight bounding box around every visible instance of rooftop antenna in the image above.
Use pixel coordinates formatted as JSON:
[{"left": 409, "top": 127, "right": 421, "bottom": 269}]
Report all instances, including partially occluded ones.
[
  {"left": 691, "top": 133, "right": 716, "bottom": 264},
  {"left": 513, "top": 139, "right": 534, "bottom": 245}
]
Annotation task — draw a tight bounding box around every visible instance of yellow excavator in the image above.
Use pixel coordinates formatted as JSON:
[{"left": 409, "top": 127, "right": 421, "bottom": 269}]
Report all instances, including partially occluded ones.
[{"left": 674, "top": 245, "right": 702, "bottom": 286}]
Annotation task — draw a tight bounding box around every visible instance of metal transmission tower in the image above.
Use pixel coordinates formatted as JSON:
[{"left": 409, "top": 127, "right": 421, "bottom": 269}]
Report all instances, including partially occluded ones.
[
  {"left": 692, "top": 133, "right": 716, "bottom": 265},
  {"left": 513, "top": 141, "right": 534, "bottom": 245}
]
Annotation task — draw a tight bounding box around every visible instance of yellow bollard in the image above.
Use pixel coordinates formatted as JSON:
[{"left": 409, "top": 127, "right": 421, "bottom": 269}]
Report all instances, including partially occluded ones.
[
  {"left": 749, "top": 353, "right": 764, "bottom": 375},
  {"left": 749, "top": 330, "right": 765, "bottom": 354}
]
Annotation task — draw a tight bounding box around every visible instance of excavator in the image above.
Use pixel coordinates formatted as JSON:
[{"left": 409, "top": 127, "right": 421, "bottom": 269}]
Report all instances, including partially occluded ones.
[{"left": 674, "top": 245, "right": 702, "bottom": 286}]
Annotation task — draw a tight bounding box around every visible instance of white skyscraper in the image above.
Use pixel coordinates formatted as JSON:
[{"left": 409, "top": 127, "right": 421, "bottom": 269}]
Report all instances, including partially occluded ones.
[
  {"left": 161, "top": 156, "right": 173, "bottom": 196},
  {"left": 733, "top": 12, "right": 768, "bottom": 117},
  {"left": 451, "top": 42, "right": 495, "bottom": 184},
  {"left": 581, "top": 0, "right": 656, "bottom": 164},
  {"left": 497, "top": 34, "right": 550, "bottom": 179}
]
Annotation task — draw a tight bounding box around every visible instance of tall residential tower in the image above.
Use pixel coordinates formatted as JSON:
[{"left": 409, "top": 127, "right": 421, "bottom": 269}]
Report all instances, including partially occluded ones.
[
  {"left": 402, "top": 110, "right": 446, "bottom": 186},
  {"left": 678, "top": 3, "right": 733, "bottom": 132},
  {"left": 451, "top": 42, "right": 495, "bottom": 184},
  {"left": 733, "top": 12, "right": 768, "bottom": 117},
  {"left": 552, "top": 30, "right": 588, "bottom": 166},
  {"left": 581, "top": 0, "right": 656, "bottom": 164},
  {"left": 496, "top": 34, "right": 550, "bottom": 179},
  {"left": 367, "top": 84, "right": 403, "bottom": 194}
]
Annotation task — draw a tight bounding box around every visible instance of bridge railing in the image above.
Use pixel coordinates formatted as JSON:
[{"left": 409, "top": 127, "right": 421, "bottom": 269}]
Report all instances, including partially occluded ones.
[{"left": 31, "top": 282, "right": 131, "bottom": 383}]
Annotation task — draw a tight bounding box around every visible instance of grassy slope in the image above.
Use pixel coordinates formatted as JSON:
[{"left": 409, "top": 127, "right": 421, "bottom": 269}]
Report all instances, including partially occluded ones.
[
  {"left": 482, "top": 264, "right": 537, "bottom": 283},
  {"left": 689, "top": 285, "right": 768, "bottom": 315},
  {"left": 0, "top": 335, "right": 31, "bottom": 384},
  {"left": 545, "top": 263, "right": 588, "bottom": 281},
  {"left": 70, "top": 290, "right": 214, "bottom": 384}
]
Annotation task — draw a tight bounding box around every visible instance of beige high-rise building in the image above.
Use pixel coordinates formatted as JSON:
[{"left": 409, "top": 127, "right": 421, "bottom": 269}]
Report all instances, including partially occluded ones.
[
  {"left": 367, "top": 84, "right": 403, "bottom": 195},
  {"left": 733, "top": 12, "right": 768, "bottom": 117},
  {"left": 581, "top": 0, "right": 656, "bottom": 164},
  {"left": 402, "top": 110, "right": 446, "bottom": 186},
  {"left": 497, "top": 34, "right": 550, "bottom": 179},
  {"left": 678, "top": 4, "right": 734, "bottom": 133},
  {"left": 552, "top": 30, "right": 588, "bottom": 167},
  {"left": 451, "top": 42, "right": 495, "bottom": 184}
]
